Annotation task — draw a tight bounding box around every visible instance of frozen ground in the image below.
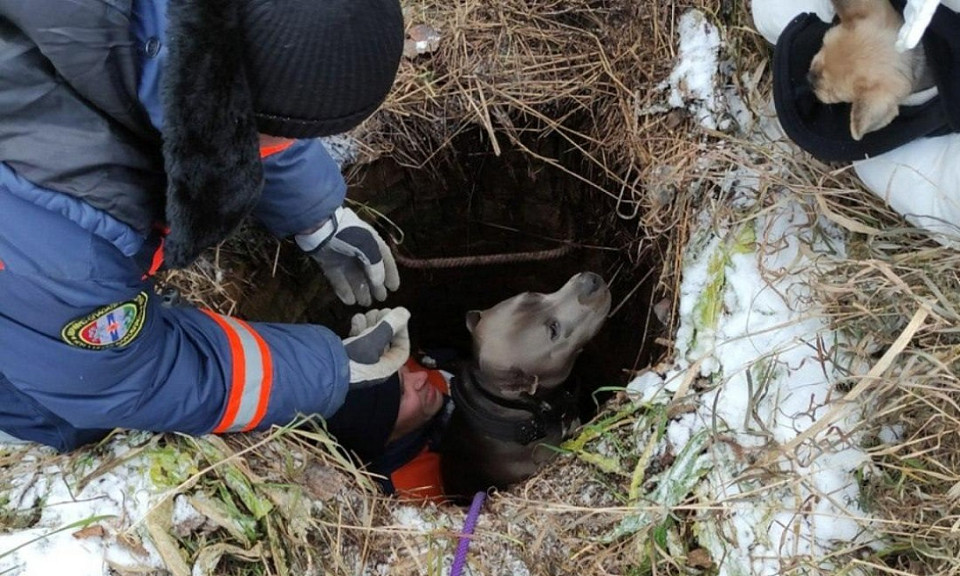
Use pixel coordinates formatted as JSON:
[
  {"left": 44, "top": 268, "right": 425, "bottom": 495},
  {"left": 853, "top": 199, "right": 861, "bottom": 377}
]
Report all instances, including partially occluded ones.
[{"left": 0, "top": 9, "right": 883, "bottom": 576}]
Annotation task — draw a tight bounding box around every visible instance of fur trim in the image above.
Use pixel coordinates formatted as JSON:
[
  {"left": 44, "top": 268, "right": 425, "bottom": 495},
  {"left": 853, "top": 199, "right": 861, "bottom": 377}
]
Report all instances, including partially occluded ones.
[{"left": 161, "top": 0, "right": 263, "bottom": 268}]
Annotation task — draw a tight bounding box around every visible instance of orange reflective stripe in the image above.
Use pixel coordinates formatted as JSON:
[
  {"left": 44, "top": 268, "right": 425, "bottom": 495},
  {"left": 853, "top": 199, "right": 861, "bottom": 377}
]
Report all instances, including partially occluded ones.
[
  {"left": 202, "top": 310, "right": 247, "bottom": 433},
  {"left": 201, "top": 310, "right": 273, "bottom": 433},
  {"left": 259, "top": 140, "right": 295, "bottom": 159},
  {"left": 0, "top": 259, "right": 5, "bottom": 270},
  {"left": 144, "top": 236, "right": 165, "bottom": 279},
  {"left": 141, "top": 225, "right": 170, "bottom": 280},
  {"left": 232, "top": 317, "right": 273, "bottom": 431}
]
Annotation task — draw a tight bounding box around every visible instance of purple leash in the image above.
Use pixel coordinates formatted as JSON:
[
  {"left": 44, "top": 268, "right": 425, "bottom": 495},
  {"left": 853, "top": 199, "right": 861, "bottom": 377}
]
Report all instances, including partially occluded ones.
[{"left": 450, "top": 491, "right": 486, "bottom": 576}]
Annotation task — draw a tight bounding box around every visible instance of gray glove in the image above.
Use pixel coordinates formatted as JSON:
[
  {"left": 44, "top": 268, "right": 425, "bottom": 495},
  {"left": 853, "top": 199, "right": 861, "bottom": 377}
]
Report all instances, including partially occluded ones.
[
  {"left": 342, "top": 307, "right": 410, "bottom": 388},
  {"left": 296, "top": 207, "right": 400, "bottom": 307}
]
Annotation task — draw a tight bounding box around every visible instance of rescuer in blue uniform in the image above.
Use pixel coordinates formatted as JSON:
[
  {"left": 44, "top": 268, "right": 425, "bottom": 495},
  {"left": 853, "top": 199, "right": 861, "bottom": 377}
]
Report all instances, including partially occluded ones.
[{"left": 0, "top": 0, "right": 410, "bottom": 451}]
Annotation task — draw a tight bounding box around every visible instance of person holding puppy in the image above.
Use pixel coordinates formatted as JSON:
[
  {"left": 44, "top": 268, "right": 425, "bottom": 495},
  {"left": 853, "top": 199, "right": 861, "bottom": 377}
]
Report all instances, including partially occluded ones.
[
  {"left": 0, "top": 0, "right": 413, "bottom": 451},
  {"left": 757, "top": 0, "right": 960, "bottom": 244}
]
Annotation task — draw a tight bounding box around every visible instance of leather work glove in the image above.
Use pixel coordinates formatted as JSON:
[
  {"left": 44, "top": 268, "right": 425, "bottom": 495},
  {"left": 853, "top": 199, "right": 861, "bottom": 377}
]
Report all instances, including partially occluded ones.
[
  {"left": 295, "top": 207, "right": 400, "bottom": 307},
  {"left": 342, "top": 307, "right": 411, "bottom": 388}
]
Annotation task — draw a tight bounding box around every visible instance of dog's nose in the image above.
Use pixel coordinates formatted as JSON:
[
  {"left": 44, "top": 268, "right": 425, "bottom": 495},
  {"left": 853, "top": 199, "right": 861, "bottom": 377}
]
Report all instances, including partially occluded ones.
[
  {"left": 578, "top": 272, "right": 603, "bottom": 294},
  {"left": 807, "top": 69, "right": 820, "bottom": 88}
]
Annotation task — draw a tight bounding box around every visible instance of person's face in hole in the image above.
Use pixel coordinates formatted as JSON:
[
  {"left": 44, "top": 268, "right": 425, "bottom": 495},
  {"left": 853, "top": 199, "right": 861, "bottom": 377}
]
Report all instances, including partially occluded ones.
[{"left": 390, "top": 365, "right": 444, "bottom": 442}]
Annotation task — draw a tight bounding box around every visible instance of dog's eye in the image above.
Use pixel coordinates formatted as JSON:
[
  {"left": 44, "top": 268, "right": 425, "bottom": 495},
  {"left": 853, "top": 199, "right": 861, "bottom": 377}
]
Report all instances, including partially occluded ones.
[{"left": 548, "top": 320, "right": 560, "bottom": 341}]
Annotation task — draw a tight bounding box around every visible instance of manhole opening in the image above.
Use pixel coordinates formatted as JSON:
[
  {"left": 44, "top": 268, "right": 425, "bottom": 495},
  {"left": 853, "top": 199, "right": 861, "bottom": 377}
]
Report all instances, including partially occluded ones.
[
  {"left": 221, "top": 125, "right": 667, "bottom": 493},
  {"left": 345, "top": 128, "right": 665, "bottom": 413}
]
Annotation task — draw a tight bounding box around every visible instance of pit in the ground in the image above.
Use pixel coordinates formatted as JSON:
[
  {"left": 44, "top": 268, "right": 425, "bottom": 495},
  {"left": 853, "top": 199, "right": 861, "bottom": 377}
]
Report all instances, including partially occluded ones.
[{"left": 236, "top": 127, "right": 664, "bottom": 486}]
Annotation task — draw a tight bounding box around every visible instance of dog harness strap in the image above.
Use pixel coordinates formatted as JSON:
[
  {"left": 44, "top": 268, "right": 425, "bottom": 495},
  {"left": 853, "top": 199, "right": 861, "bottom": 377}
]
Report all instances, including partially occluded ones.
[{"left": 470, "top": 372, "right": 545, "bottom": 412}]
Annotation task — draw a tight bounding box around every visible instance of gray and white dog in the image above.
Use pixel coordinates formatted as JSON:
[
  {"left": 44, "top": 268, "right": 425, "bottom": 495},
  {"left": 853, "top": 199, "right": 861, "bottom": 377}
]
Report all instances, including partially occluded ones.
[{"left": 441, "top": 272, "right": 611, "bottom": 497}]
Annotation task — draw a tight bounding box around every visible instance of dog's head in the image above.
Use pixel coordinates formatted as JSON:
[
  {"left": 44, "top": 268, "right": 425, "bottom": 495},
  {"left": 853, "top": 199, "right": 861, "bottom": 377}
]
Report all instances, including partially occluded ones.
[
  {"left": 465, "top": 272, "right": 611, "bottom": 400},
  {"left": 807, "top": 0, "right": 916, "bottom": 140}
]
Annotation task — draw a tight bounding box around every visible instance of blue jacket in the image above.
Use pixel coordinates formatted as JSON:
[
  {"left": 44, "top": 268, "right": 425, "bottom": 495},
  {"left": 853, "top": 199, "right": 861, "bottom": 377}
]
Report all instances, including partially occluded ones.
[{"left": 0, "top": 0, "right": 351, "bottom": 450}]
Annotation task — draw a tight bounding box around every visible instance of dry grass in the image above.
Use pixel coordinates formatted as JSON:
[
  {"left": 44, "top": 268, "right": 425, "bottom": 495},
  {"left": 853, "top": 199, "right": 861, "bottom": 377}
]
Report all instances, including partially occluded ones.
[
  {"left": 810, "top": 199, "right": 960, "bottom": 575},
  {"left": 146, "top": 0, "right": 960, "bottom": 575},
  {"left": 154, "top": 1, "right": 736, "bottom": 573},
  {"left": 700, "top": 127, "right": 960, "bottom": 573},
  {"left": 368, "top": 0, "right": 746, "bottom": 251},
  {"left": 707, "top": 122, "right": 960, "bottom": 575}
]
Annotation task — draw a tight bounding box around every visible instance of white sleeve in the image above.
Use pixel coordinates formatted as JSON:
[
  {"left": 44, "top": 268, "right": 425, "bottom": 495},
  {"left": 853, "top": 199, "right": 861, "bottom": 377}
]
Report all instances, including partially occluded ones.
[
  {"left": 750, "top": 0, "right": 834, "bottom": 45},
  {"left": 853, "top": 134, "right": 960, "bottom": 246},
  {"left": 897, "top": 0, "right": 943, "bottom": 51}
]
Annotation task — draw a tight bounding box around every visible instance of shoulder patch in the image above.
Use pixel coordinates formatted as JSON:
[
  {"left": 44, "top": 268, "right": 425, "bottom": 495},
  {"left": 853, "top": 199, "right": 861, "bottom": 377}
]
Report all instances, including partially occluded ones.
[{"left": 62, "top": 292, "right": 149, "bottom": 350}]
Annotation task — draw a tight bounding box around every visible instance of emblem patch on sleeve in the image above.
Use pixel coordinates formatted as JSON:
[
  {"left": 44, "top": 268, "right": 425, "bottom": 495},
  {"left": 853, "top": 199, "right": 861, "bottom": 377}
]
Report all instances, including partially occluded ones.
[{"left": 61, "top": 292, "right": 149, "bottom": 350}]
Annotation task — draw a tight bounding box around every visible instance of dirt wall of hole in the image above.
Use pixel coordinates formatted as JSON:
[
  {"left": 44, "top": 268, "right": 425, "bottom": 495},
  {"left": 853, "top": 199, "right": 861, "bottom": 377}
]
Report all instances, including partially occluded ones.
[{"left": 236, "top": 129, "right": 664, "bottom": 415}]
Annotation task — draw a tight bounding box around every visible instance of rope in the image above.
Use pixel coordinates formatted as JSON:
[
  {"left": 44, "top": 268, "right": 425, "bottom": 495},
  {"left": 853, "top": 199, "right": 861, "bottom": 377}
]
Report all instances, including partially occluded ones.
[
  {"left": 394, "top": 243, "right": 574, "bottom": 269},
  {"left": 450, "top": 491, "right": 487, "bottom": 576}
]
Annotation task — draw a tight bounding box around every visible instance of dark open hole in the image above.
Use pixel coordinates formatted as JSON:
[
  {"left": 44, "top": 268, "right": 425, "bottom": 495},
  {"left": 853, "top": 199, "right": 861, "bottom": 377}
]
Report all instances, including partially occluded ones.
[
  {"left": 353, "top": 127, "right": 664, "bottom": 414},
  {"left": 233, "top": 126, "right": 665, "bottom": 492}
]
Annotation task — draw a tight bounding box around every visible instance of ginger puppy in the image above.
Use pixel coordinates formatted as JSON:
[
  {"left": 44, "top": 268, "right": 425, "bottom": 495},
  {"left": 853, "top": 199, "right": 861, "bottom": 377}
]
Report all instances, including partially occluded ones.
[{"left": 808, "top": 0, "right": 932, "bottom": 140}]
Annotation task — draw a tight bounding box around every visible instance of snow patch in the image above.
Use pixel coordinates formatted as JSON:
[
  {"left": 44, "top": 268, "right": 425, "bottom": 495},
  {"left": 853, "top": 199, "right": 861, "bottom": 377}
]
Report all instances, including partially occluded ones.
[
  {"left": 662, "top": 11, "right": 724, "bottom": 130},
  {"left": 628, "top": 186, "right": 879, "bottom": 574},
  {"left": 0, "top": 437, "right": 165, "bottom": 576},
  {"left": 321, "top": 135, "right": 361, "bottom": 168}
]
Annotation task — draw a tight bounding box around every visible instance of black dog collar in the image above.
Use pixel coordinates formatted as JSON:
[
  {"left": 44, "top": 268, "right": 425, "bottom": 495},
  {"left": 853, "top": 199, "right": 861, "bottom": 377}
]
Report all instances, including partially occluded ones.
[
  {"left": 772, "top": 0, "right": 960, "bottom": 162},
  {"left": 450, "top": 364, "right": 577, "bottom": 446}
]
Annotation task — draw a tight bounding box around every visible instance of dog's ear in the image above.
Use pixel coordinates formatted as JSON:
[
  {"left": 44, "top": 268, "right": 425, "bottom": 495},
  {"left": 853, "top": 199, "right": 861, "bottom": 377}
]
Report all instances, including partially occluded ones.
[
  {"left": 831, "top": 0, "right": 872, "bottom": 23},
  {"left": 850, "top": 90, "right": 899, "bottom": 140},
  {"left": 466, "top": 310, "right": 482, "bottom": 334}
]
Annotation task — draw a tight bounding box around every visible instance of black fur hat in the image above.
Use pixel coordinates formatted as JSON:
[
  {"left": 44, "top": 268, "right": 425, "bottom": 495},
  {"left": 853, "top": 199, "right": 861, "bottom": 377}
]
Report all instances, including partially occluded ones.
[
  {"left": 161, "top": 0, "right": 403, "bottom": 268},
  {"left": 241, "top": 0, "right": 405, "bottom": 138}
]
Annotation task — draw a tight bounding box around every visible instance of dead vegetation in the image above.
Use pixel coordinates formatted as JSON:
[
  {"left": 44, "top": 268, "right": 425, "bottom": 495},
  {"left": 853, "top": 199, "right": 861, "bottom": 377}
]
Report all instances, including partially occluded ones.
[
  {"left": 8, "top": 0, "right": 956, "bottom": 575},
  {"left": 811, "top": 188, "right": 960, "bottom": 575},
  {"left": 154, "top": 0, "right": 751, "bottom": 572},
  {"left": 366, "top": 0, "right": 753, "bottom": 269}
]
